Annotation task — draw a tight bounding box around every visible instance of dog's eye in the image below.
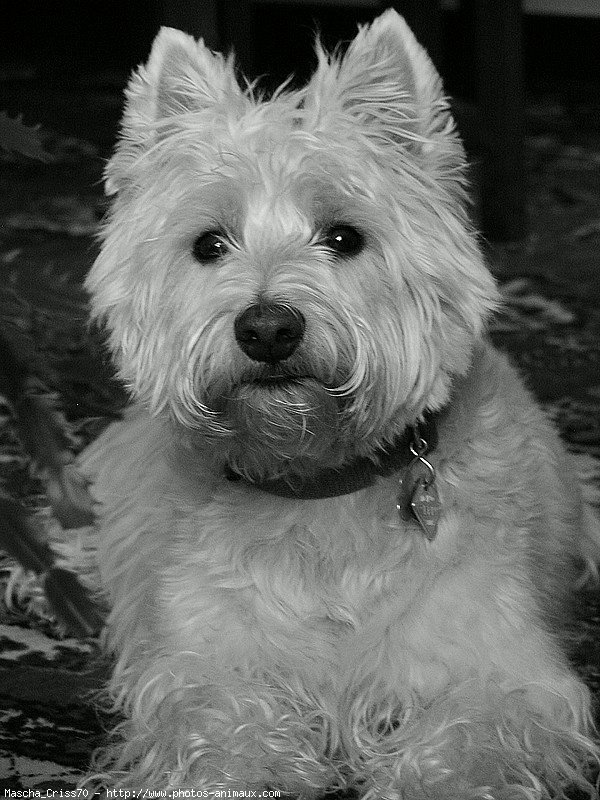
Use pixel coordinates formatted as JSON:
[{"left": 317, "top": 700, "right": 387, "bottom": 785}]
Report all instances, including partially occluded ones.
[
  {"left": 322, "top": 225, "right": 364, "bottom": 258},
  {"left": 192, "top": 231, "right": 229, "bottom": 263}
]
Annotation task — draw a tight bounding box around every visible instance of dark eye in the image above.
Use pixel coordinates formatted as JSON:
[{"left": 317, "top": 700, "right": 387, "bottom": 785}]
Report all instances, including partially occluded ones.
[
  {"left": 192, "top": 230, "right": 229, "bottom": 263},
  {"left": 322, "top": 225, "right": 364, "bottom": 258}
]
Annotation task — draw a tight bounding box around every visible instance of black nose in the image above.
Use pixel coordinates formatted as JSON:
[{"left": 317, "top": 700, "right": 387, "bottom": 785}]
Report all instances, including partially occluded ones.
[{"left": 234, "top": 303, "right": 305, "bottom": 363}]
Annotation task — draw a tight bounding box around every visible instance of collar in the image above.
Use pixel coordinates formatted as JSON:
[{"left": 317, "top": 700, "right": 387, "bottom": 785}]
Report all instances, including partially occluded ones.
[{"left": 224, "top": 411, "right": 439, "bottom": 500}]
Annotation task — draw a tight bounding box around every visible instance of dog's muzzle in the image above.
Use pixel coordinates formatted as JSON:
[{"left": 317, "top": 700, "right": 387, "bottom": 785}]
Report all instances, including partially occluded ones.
[{"left": 234, "top": 303, "right": 305, "bottom": 363}]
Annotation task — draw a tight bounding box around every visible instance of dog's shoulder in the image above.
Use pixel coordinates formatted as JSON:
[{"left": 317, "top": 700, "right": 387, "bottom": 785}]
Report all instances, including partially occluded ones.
[{"left": 78, "top": 404, "right": 170, "bottom": 506}]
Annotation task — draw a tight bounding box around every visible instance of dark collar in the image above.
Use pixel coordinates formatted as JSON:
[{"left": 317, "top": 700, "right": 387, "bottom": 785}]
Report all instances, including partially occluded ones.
[{"left": 224, "top": 412, "right": 439, "bottom": 500}]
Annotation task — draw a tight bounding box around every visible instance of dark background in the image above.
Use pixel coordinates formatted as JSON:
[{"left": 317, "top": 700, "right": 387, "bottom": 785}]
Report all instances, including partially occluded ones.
[{"left": 1, "top": 1, "right": 600, "bottom": 149}]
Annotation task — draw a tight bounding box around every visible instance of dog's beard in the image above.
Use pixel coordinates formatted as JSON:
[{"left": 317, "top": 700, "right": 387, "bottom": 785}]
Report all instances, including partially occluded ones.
[{"left": 223, "top": 377, "right": 341, "bottom": 480}]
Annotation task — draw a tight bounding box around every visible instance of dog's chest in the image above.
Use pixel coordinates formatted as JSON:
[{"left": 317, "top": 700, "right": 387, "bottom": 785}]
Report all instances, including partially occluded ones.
[{"left": 163, "top": 487, "right": 420, "bottom": 655}]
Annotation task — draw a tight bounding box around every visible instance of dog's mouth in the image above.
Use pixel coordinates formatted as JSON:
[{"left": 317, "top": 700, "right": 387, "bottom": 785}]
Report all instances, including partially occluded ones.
[
  {"left": 223, "top": 371, "right": 342, "bottom": 471},
  {"left": 250, "top": 375, "right": 303, "bottom": 389},
  {"left": 241, "top": 368, "right": 315, "bottom": 390}
]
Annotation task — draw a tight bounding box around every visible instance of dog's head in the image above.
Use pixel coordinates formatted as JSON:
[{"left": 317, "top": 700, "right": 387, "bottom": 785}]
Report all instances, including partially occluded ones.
[{"left": 88, "top": 10, "right": 498, "bottom": 480}]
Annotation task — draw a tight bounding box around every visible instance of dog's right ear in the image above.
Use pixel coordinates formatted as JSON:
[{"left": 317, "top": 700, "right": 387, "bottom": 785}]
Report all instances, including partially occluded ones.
[
  {"left": 304, "top": 10, "right": 465, "bottom": 193},
  {"left": 105, "top": 28, "right": 243, "bottom": 195}
]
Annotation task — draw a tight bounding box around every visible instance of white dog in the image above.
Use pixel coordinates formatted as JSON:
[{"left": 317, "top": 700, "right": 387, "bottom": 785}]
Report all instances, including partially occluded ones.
[{"left": 81, "top": 9, "right": 600, "bottom": 797}]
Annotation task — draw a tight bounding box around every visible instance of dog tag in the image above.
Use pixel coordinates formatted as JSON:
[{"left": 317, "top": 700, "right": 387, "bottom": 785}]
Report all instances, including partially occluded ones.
[
  {"left": 396, "top": 465, "right": 426, "bottom": 522},
  {"left": 410, "top": 478, "right": 441, "bottom": 541},
  {"left": 396, "top": 455, "right": 433, "bottom": 521}
]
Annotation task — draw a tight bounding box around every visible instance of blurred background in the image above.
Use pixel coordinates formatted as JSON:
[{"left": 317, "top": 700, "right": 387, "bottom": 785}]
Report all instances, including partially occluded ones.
[
  {"left": 1, "top": 0, "right": 600, "bottom": 240},
  {"left": 0, "top": 1, "right": 600, "bottom": 792}
]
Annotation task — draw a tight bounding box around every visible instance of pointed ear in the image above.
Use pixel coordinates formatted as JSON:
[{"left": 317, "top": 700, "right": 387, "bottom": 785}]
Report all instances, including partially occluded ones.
[
  {"left": 105, "top": 28, "right": 243, "bottom": 195},
  {"left": 148, "top": 27, "right": 242, "bottom": 119},
  {"left": 304, "top": 9, "right": 465, "bottom": 185}
]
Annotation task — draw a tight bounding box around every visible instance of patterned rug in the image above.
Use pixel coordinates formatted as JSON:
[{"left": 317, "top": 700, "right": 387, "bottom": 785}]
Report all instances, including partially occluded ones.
[{"left": 0, "top": 126, "right": 599, "bottom": 793}]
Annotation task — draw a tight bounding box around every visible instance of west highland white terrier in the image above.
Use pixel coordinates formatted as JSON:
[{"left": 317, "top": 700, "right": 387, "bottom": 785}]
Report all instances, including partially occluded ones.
[{"left": 81, "top": 9, "right": 600, "bottom": 797}]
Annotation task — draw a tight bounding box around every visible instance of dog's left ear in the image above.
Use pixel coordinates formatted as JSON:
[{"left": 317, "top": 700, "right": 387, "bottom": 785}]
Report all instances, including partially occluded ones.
[
  {"left": 305, "top": 9, "right": 464, "bottom": 185},
  {"left": 105, "top": 28, "right": 244, "bottom": 195}
]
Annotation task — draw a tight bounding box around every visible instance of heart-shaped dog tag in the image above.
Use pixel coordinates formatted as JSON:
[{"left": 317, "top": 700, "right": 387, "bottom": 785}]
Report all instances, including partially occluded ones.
[
  {"left": 396, "top": 472, "right": 416, "bottom": 522},
  {"left": 410, "top": 478, "right": 441, "bottom": 541},
  {"left": 396, "top": 459, "right": 434, "bottom": 522}
]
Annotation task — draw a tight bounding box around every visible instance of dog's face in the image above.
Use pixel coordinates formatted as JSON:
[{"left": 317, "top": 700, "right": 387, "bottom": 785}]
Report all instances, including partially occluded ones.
[{"left": 88, "top": 10, "right": 497, "bottom": 479}]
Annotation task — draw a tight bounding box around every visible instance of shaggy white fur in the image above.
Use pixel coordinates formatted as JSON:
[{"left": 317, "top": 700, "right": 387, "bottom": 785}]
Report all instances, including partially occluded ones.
[{"left": 81, "top": 9, "right": 600, "bottom": 797}]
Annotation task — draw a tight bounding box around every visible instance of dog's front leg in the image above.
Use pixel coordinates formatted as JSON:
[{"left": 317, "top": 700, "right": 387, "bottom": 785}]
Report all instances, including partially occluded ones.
[
  {"left": 348, "top": 676, "right": 596, "bottom": 800},
  {"left": 91, "top": 647, "right": 339, "bottom": 795},
  {"left": 340, "top": 573, "right": 598, "bottom": 799}
]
